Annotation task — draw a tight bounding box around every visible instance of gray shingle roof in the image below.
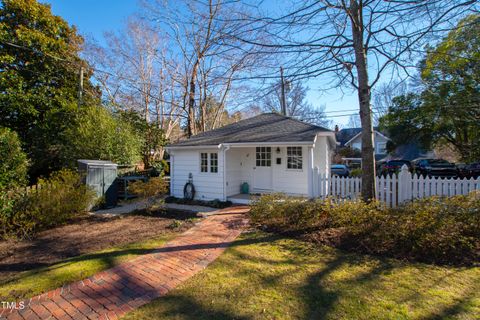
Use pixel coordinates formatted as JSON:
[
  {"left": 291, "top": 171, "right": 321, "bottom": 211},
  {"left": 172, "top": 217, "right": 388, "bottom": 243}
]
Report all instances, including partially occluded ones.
[{"left": 168, "top": 113, "right": 332, "bottom": 147}]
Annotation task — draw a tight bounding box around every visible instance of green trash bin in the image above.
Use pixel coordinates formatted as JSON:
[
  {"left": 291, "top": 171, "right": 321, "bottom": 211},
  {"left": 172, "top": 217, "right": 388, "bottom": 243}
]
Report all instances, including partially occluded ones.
[{"left": 240, "top": 182, "right": 249, "bottom": 194}]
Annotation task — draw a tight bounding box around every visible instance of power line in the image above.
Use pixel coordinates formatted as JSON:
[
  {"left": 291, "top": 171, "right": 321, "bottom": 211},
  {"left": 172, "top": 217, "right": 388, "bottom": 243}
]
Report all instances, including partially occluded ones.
[{"left": 3, "top": 39, "right": 480, "bottom": 118}]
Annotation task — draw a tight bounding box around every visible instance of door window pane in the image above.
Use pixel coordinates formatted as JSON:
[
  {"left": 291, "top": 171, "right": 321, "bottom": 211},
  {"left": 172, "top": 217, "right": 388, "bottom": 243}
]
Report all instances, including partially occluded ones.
[{"left": 256, "top": 147, "right": 271, "bottom": 167}]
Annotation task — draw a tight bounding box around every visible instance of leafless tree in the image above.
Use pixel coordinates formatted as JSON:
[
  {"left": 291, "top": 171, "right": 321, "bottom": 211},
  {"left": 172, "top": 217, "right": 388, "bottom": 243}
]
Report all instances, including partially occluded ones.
[
  {"left": 372, "top": 80, "right": 408, "bottom": 124},
  {"left": 142, "top": 0, "right": 266, "bottom": 136},
  {"left": 224, "top": 0, "right": 478, "bottom": 201},
  {"left": 347, "top": 114, "right": 361, "bottom": 128},
  {"left": 87, "top": 18, "right": 182, "bottom": 163},
  {"left": 262, "top": 80, "right": 330, "bottom": 127}
]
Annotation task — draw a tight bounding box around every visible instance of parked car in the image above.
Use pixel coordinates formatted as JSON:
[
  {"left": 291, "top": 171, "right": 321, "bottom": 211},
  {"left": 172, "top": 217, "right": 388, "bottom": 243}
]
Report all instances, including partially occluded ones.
[
  {"left": 456, "top": 163, "right": 468, "bottom": 178},
  {"left": 459, "top": 162, "right": 480, "bottom": 179},
  {"left": 331, "top": 164, "right": 350, "bottom": 177},
  {"left": 414, "top": 159, "right": 457, "bottom": 178},
  {"left": 378, "top": 159, "right": 412, "bottom": 177}
]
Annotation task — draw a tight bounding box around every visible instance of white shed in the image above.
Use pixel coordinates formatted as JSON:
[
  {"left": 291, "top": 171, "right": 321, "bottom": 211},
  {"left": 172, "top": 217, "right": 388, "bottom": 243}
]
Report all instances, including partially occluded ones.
[{"left": 166, "top": 113, "right": 336, "bottom": 204}]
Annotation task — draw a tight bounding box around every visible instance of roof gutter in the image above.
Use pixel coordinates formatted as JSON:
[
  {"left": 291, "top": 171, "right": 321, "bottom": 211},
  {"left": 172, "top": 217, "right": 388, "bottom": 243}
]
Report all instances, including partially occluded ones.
[
  {"left": 165, "top": 145, "right": 221, "bottom": 152},
  {"left": 222, "top": 141, "right": 314, "bottom": 147},
  {"left": 167, "top": 141, "right": 319, "bottom": 151}
]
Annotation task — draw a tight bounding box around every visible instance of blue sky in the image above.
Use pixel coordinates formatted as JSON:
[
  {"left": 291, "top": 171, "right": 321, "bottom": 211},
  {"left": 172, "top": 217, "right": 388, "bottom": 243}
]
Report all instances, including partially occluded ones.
[{"left": 42, "top": 0, "right": 359, "bottom": 127}]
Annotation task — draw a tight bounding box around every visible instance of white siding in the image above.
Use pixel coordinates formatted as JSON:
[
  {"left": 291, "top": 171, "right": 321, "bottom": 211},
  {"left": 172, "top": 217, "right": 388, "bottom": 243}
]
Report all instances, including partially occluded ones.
[
  {"left": 271, "top": 146, "right": 308, "bottom": 195},
  {"left": 225, "top": 148, "right": 244, "bottom": 196},
  {"left": 225, "top": 147, "right": 255, "bottom": 196},
  {"left": 170, "top": 149, "right": 225, "bottom": 201},
  {"left": 225, "top": 140, "right": 330, "bottom": 197},
  {"left": 313, "top": 136, "right": 330, "bottom": 175}
]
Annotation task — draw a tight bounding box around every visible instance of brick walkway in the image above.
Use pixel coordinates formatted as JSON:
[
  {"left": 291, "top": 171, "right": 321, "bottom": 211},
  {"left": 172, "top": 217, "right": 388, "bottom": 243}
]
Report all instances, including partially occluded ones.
[{"left": 1, "top": 206, "right": 249, "bottom": 320}]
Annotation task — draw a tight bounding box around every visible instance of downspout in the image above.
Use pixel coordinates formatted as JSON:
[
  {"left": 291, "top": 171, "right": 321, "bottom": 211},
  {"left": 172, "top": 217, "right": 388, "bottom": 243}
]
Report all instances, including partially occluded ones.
[
  {"left": 308, "top": 146, "right": 314, "bottom": 198},
  {"left": 219, "top": 144, "right": 230, "bottom": 201}
]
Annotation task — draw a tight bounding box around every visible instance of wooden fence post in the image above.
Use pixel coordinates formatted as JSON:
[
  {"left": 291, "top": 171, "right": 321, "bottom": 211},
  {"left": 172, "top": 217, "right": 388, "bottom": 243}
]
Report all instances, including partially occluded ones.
[{"left": 398, "top": 164, "right": 411, "bottom": 204}]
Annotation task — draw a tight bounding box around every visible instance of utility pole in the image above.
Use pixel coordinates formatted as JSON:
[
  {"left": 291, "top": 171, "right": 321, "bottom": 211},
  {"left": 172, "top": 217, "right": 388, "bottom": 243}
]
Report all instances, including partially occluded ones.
[
  {"left": 280, "top": 66, "right": 287, "bottom": 116},
  {"left": 78, "top": 66, "right": 84, "bottom": 108}
]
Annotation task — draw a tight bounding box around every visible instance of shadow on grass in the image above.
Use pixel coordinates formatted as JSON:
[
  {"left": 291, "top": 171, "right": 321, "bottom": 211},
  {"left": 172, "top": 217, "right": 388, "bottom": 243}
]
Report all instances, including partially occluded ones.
[
  {"left": 127, "top": 231, "right": 478, "bottom": 319},
  {"left": 422, "top": 288, "right": 478, "bottom": 320},
  {"left": 0, "top": 247, "right": 157, "bottom": 300},
  {"left": 5, "top": 228, "right": 478, "bottom": 320},
  {"left": 130, "top": 294, "right": 254, "bottom": 320},
  {"left": 0, "top": 231, "right": 276, "bottom": 300}
]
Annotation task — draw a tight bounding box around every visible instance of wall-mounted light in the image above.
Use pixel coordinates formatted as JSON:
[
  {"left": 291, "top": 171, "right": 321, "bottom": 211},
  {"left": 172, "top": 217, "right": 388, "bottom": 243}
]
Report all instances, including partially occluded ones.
[{"left": 276, "top": 147, "right": 281, "bottom": 154}]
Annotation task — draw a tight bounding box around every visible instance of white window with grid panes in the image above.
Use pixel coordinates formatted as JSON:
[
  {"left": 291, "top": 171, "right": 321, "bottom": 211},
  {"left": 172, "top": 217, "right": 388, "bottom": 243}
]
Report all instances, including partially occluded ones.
[
  {"left": 200, "top": 152, "right": 218, "bottom": 173},
  {"left": 210, "top": 153, "right": 218, "bottom": 173},
  {"left": 287, "top": 146, "right": 303, "bottom": 170},
  {"left": 255, "top": 147, "right": 271, "bottom": 167},
  {"left": 200, "top": 153, "right": 208, "bottom": 172}
]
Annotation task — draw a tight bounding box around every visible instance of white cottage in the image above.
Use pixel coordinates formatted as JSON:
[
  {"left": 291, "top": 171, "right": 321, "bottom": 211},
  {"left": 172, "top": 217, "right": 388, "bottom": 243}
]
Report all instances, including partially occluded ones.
[{"left": 166, "top": 113, "right": 336, "bottom": 204}]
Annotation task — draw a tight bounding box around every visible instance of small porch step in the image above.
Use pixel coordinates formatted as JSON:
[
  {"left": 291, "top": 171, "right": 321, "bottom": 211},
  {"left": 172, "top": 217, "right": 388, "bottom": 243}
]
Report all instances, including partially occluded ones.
[{"left": 227, "top": 193, "right": 260, "bottom": 205}]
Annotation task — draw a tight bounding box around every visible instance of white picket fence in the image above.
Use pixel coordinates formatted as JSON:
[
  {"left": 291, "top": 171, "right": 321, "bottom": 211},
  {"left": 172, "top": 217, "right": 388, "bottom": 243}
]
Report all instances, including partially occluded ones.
[{"left": 313, "top": 165, "right": 480, "bottom": 207}]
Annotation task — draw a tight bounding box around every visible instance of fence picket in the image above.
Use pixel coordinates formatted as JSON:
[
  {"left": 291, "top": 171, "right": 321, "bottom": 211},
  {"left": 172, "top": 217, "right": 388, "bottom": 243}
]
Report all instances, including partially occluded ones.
[
  {"left": 392, "top": 174, "right": 397, "bottom": 207},
  {"left": 421, "top": 175, "right": 427, "bottom": 198},
  {"left": 461, "top": 178, "right": 468, "bottom": 194},
  {"left": 385, "top": 175, "right": 391, "bottom": 207},
  {"left": 380, "top": 175, "right": 385, "bottom": 203},
  {"left": 356, "top": 177, "right": 361, "bottom": 199},
  {"left": 426, "top": 177, "right": 432, "bottom": 197},
  {"left": 468, "top": 177, "right": 475, "bottom": 194},
  {"left": 414, "top": 175, "right": 419, "bottom": 200},
  {"left": 455, "top": 178, "right": 461, "bottom": 195}
]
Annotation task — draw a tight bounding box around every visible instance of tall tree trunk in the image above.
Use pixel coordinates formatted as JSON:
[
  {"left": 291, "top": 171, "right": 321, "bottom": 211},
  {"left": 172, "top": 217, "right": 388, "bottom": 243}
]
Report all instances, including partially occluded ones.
[
  {"left": 350, "top": 1, "right": 376, "bottom": 201},
  {"left": 187, "top": 60, "right": 200, "bottom": 137}
]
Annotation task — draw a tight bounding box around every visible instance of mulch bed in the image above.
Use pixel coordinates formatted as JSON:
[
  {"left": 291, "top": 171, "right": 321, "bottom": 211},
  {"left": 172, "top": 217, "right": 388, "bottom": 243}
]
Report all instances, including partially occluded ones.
[{"left": 0, "top": 209, "right": 198, "bottom": 281}]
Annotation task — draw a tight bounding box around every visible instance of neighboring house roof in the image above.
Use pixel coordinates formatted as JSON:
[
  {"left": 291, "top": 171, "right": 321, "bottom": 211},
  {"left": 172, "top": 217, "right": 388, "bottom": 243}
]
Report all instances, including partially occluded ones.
[
  {"left": 336, "top": 128, "right": 362, "bottom": 146},
  {"left": 168, "top": 113, "right": 333, "bottom": 147},
  {"left": 336, "top": 127, "right": 390, "bottom": 147},
  {"left": 344, "top": 130, "right": 390, "bottom": 147}
]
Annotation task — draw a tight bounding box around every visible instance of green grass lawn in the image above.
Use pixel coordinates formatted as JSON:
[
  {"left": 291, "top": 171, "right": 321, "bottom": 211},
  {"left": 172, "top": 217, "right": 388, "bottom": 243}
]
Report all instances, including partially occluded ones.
[
  {"left": 124, "top": 231, "right": 480, "bottom": 320},
  {"left": 0, "top": 234, "right": 176, "bottom": 300}
]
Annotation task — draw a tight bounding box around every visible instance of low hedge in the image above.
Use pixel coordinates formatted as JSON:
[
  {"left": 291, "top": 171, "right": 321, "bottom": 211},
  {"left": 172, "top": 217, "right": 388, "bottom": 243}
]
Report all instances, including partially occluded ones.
[
  {"left": 164, "top": 196, "right": 232, "bottom": 209},
  {"left": 250, "top": 192, "right": 480, "bottom": 265},
  {"left": 128, "top": 177, "right": 169, "bottom": 212},
  {"left": 0, "top": 170, "right": 96, "bottom": 239}
]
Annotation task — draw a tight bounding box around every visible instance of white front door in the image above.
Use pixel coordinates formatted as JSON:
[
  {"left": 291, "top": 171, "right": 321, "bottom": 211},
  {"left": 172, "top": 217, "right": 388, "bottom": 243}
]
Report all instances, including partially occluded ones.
[{"left": 253, "top": 146, "right": 273, "bottom": 191}]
